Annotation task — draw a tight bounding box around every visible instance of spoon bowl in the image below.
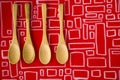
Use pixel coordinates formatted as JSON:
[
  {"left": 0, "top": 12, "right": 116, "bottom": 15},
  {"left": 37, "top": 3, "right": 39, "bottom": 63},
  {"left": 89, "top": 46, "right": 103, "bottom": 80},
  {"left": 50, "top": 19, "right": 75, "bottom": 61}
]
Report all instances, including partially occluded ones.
[
  {"left": 39, "top": 44, "right": 51, "bottom": 64},
  {"left": 23, "top": 44, "right": 35, "bottom": 64},
  {"left": 56, "top": 44, "right": 68, "bottom": 64},
  {"left": 8, "top": 44, "right": 20, "bottom": 64}
]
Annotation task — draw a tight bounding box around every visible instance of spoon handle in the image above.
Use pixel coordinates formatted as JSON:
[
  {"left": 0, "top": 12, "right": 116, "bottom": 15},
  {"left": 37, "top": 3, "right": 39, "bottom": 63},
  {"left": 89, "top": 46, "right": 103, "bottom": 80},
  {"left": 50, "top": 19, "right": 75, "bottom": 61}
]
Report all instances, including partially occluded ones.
[
  {"left": 42, "top": 4, "right": 48, "bottom": 44},
  {"left": 58, "top": 4, "right": 65, "bottom": 44},
  {"left": 25, "top": 3, "right": 31, "bottom": 42},
  {"left": 12, "top": 4, "right": 18, "bottom": 42}
]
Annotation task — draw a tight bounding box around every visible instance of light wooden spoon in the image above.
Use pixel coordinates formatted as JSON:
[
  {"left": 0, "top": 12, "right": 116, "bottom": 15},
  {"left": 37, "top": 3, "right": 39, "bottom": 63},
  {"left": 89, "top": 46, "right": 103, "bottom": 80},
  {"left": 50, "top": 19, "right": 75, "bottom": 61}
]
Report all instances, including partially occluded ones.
[
  {"left": 56, "top": 4, "right": 68, "bottom": 64},
  {"left": 23, "top": 3, "right": 35, "bottom": 64},
  {"left": 39, "top": 4, "right": 51, "bottom": 65},
  {"left": 8, "top": 4, "right": 20, "bottom": 64}
]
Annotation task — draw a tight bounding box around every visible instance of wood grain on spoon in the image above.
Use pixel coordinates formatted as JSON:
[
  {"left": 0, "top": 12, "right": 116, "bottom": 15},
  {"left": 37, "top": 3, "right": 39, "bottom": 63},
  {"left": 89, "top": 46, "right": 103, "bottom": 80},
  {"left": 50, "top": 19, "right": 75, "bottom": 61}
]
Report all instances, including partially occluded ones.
[
  {"left": 39, "top": 4, "right": 51, "bottom": 64},
  {"left": 8, "top": 4, "right": 20, "bottom": 64},
  {"left": 56, "top": 4, "right": 69, "bottom": 64},
  {"left": 23, "top": 3, "right": 35, "bottom": 64}
]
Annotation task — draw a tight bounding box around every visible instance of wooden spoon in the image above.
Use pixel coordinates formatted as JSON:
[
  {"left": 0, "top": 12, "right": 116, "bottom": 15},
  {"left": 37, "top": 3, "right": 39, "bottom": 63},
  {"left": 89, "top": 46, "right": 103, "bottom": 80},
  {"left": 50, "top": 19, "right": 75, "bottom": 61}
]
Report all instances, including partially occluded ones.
[
  {"left": 8, "top": 4, "right": 20, "bottom": 64},
  {"left": 39, "top": 4, "right": 51, "bottom": 64},
  {"left": 56, "top": 4, "right": 68, "bottom": 64},
  {"left": 22, "top": 3, "right": 35, "bottom": 64}
]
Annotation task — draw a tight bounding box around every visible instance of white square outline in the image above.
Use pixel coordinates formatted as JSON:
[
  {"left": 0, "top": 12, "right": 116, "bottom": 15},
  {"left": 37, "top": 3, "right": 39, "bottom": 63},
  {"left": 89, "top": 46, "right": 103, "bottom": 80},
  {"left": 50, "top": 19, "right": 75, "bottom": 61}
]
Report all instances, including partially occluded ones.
[
  {"left": 68, "top": 29, "right": 80, "bottom": 40},
  {"left": 70, "top": 52, "right": 85, "bottom": 67},
  {"left": 67, "top": 20, "right": 73, "bottom": 28},
  {"left": 91, "top": 70, "right": 101, "bottom": 77},
  {"left": 104, "top": 71, "right": 117, "bottom": 79},
  {"left": 65, "top": 68, "right": 72, "bottom": 74},
  {"left": 2, "top": 70, "right": 9, "bottom": 77},
  {"left": 72, "top": 5, "right": 84, "bottom": 16}
]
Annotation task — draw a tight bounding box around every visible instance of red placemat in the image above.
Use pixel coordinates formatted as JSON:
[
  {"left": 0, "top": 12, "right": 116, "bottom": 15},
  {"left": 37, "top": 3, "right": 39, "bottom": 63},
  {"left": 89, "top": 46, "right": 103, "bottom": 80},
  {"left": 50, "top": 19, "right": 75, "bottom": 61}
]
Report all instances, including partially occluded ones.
[{"left": 0, "top": 0, "right": 120, "bottom": 80}]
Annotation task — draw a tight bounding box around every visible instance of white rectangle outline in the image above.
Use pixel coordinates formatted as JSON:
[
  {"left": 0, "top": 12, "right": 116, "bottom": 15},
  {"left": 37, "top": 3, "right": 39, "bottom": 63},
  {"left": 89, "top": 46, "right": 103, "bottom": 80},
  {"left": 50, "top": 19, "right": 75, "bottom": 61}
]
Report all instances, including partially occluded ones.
[
  {"left": 85, "top": 12, "right": 97, "bottom": 18},
  {"left": 112, "top": 38, "right": 120, "bottom": 47},
  {"left": 108, "top": 48, "right": 120, "bottom": 68},
  {"left": 67, "top": 20, "right": 73, "bottom": 28},
  {"left": 37, "top": 5, "right": 42, "bottom": 19},
  {"left": 2, "top": 70, "right": 9, "bottom": 77},
  {"left": 106, "top": 20, "right": 120, "bottom": 28},
  {"left": 47, "top": 7, "right": 57, "bottom": 18},
  {"left": 9, "top": 63, "right": 18, "bottom": 78},
  {"left": 58, "top": 69, "right": 63, "bottom": 76},
  {"left": 106, "top": 14, "right": 115, "bottom": 20},
  {"left": 95, "top": 23, "right": 107, "bottom": 56},
  {"left": 94, "top": 0, "right": 105, "bottom": 4},
  {"left": 86, "top": 50, "right": 95, "bottom": 56},
  {"left": 68, "top": 42, "right": 95, "bottom": 50},
  {"left": 74, "top": 17, "right": 82, "bottom": 29},
  {"left": 24, "top": 71, "right": 38, "bottom": 80},
  {"left": 70, "top": 52, "right": 85, "bottom": 67},
  {"left": 83, "top": 24, "right": 88, "bottom": 40},
  {"left": 87, "top": 57, "right": 107, "bottom": 68},
  {"left": 73, "top": 69, "right": 89, "bottom": 79},
  {"left": 91, "top": 70, "right": 101, "bottom": 77},
  {"left": 106, "top": 29, "right": 116, "bottom": 37},
  {"left": 85, "top": 5, "right": 105, "bottom": 12},
  {"left": 104, "top": 71, "right": 117, "bottom": 79},
  {"left": 64, "top": 0, "right": 70, "bottom": 16},
  {"left": 72, "top": 5, "right": 84, "bottom": 16},
  {"left": 83, "top": 19, "right": 102, "bottom": 23},
  {"left": 0, "top": 1, "right": 12, "bottom": 38},
  {"left": 89, "top": 31, "right": 95, "bottom": 39},
  {"left": 40, "top": 69, "right": 44, "bottom": 76},
  {"left": 31, "top": 20, "right": 42, "bottom": 28},
  {"left": 68, "top": 29, "right": 80, "bottom": 40},
  {"left": 1, "top": 61, "right": 8, "bottom": 67},
  {"left": 47, "top": 69, "right": 57, "bottom": 77},
  {"left": 111, "top": 51, "right": 120, "bottom": 54},
  {"left": 106, "top": 4, "right": 112, "bottom": 8},
  {"left": 1, "top": 50, "right": 8, "bottom": 59},
  {"left": 1, "top": 40, "right": 6, "bottom": 47},
  {"left": 49, "top": 19, "right": 60, "bottom": 28},
  {"left": 65, "top": 68, "right": 72, "bottom": 74}
]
